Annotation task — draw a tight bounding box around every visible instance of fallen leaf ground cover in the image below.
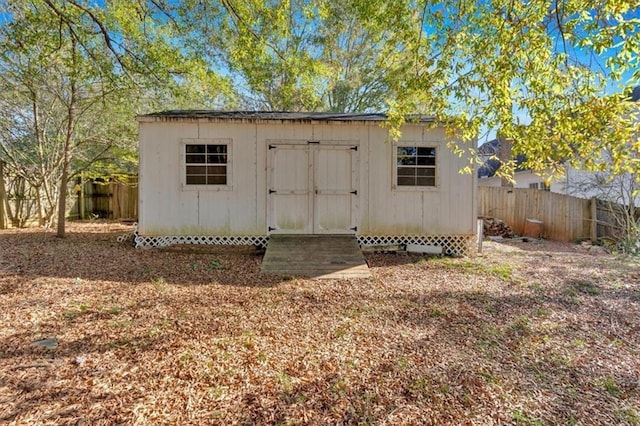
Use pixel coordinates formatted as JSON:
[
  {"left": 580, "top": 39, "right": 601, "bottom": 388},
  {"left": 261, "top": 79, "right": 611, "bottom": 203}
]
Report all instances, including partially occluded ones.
[{"left": 1, "top": 222, "right": 639, "bottom": 425}]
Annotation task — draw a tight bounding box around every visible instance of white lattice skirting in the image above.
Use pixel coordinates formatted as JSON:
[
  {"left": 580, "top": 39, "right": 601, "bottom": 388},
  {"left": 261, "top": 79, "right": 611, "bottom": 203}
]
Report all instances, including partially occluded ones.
[
  {"left": 357, "top": 235, "right": 475, "bottom": 256},
  {"left": 134, "top": 234, "right": 270, "bottom": 249},
  {"left": 134, "top": 231, "right": 476, "bottom": 256}
]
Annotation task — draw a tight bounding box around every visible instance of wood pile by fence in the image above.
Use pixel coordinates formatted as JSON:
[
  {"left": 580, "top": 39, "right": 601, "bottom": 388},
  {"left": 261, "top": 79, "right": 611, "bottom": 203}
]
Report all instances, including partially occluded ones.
[{"left": 480, "top": 216, "right": 515, "bottom": 238}]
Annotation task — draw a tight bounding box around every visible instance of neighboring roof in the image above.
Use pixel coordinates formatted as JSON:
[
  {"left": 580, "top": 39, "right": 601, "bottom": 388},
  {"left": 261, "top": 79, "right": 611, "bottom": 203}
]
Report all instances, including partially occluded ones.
[
  {"left": 631, "top": 86, "right": 640, "bottom": 102},
  {"left": 477, "top": 138, "right": 527, "bottom": 178},
  {"left": 137, "top": 110, "right": 436, "bottom": 124}
]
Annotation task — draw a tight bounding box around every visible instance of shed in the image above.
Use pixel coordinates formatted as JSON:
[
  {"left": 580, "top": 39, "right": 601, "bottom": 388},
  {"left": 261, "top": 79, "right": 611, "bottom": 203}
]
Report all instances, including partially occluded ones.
[{"left": 135, "top": 111, "right": 477, "bottom": 255}]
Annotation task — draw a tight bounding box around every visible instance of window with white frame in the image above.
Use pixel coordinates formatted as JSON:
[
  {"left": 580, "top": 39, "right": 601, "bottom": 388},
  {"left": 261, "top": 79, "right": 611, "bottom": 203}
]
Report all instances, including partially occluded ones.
[
  {"left": 396, "top": 146, "right": 436, "bottom": 187},
  {"left": 185, "top": 143, "right": 228, "bottom": 185}
]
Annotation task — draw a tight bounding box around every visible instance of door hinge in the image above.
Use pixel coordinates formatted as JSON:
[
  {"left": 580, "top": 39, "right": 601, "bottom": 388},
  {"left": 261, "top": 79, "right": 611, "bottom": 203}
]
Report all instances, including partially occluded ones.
[
  {"left": 307, "top": 140, "right": 320, "bottom": 144},
  {"left": 268, "top": 189, "right": 276, "bottom": 194},
  {"left": 350, "top": 226, "right": 358, "bottom": 232},
  {"left": 350, "top": 146, "right": 358, "bottom": 151},
  {"left": 350, "top": 190, "right": 358, "bottom": 195},
  {"left": 268, "top": 144, "right": 276, "bottom": 150},
  {"left": 268, "top": 226, "right": 276, "bottom": 231}
]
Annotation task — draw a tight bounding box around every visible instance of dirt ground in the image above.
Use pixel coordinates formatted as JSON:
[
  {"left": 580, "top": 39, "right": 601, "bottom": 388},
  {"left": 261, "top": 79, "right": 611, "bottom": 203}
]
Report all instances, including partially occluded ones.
[{"left": 1, "top": 222, "right": 639, "bottom": 425}]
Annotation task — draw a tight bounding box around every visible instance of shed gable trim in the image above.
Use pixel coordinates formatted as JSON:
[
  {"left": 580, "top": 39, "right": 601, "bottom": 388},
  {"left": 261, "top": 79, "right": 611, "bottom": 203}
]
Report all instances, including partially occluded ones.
[{"left": 137, "top": 110, "right": 436, "bottom": 125}]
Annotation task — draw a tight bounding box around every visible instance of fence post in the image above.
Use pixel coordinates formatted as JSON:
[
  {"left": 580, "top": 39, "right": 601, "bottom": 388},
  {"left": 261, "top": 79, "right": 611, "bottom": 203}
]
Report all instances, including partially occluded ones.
[
  {"left": 590, "top": 197, "right": 598, "bottom": 243},
  {"left": 0, "top": 161, "right": 6, "bottom": 229}
]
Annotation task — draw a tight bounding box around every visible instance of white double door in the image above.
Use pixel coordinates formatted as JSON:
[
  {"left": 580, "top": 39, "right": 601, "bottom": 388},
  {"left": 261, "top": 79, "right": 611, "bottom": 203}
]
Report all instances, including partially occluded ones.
[{"left": 267, "top": 142, "right": 358, "bottom": 234}]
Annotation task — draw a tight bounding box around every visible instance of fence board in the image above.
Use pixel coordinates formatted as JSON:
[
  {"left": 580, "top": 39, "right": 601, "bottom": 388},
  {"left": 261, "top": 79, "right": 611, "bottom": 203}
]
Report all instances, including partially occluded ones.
[
  {"left": 478, "top": 187, "right": 591, "bottom": 242},
  {"left": 75, "top": 177, "right": 138, "bottom": 220}
]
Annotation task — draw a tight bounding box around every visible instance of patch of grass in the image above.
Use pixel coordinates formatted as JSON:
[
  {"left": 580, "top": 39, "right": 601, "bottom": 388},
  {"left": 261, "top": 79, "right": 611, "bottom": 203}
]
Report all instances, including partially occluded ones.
[
  {"left": 511, "top": 316, "right": 532, "bottom": 336},
  {"left": 241, "top": 332, "right": 255, "bottom": 350},
  {"left": 330, "top": 378, "right": 348, "bottom": 397},
  {"left": 478, "top": 370, "right": 499, "bottom": 385},
  {"left": 433, "top": 258, "right": 514, "bottom": 281},
  {"left": 600, "top": 376, "right": 621, "bottom": 398},
  {"left": 64, "top": 303, "right": 92, "bottom": 320},
  {"left": 477, "top": 326, "right": 502, "bottom": 351},
  {"left": 565, "top": 415, "right": 578, "bottom": 425},
  {"left": 147, "top": 326, "right": 162, "bottom": 338},
  {"left": 179, "top": 349, "right": 194, "bottom": 365},
  {"left": 438, "top": 382, "right": 450, "bottom": 394},
  {"left": 334, "top": 324, "right": 349, "bottom": 339},
  {"left": 569, "top": 279, "right": 601, "bottom": 296},
  {"left": 208, "top": 386, "right": 227, "bottom": 400},
  {"left": 345, "top": 305, "right": 375, "bottom": 319},
  {"left": 429, "top": 307, "right": 445, "bottom": 318},
  {"left": 409, "top": 377, "right": 429, "bottom": 396},
  {"left": 535, "top": 308, "right": 550, "bottom": 317},
  {"left": 153, "top": 277, "right": 168, "bottom": 292},
  {"left": 617, "top": 407, "right": 640, "bottom": 425},
  {"left": 434, "top": 258, "right": 476, "bottom": 272},
  {"left": 396, "top": 356, "right": 410, "bottom": 370},
  {"left": 277, "top": 371, "right": 293, "bottom": 393},
  {"left": 571, "top": 338, "right": 586, "bottom": 348},
  {"left": 512, "top": 409, "right": 544, "bottom": 425},
  {"left": 483, "top": 263, "right": 514, "bottom": 281},
  {"left": 109, "top": 319, "right": 132, "bottom": 329},
  {"left": 207, "top": 259, "right": 225, "bottom": 270}
]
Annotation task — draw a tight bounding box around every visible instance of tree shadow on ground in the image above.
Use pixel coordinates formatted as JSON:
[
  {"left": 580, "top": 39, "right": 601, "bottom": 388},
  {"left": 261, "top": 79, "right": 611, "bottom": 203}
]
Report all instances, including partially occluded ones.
[{"left": 0, "top": 229, "right": 286, "bottom": 289}]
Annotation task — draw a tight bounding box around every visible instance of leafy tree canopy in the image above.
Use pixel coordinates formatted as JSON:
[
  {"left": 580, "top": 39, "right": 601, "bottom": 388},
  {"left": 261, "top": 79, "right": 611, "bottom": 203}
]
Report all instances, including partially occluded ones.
[
  {"left": 348, "top": 0, "right": 639, "bottom": 178},
  {"left": 1, "top": 0, "right": 639, "bottom": 199},
  {"left": 177, "top": 0, "right": 639, "bottom": 178}
]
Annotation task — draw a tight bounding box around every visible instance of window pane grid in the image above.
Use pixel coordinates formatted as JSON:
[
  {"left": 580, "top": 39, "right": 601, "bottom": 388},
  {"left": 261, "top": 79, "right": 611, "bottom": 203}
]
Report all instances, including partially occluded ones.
[
  {"left": 185, "top": 144, "right": 228, "bottom": 185},
  {"left": 396, "top": 146, "right": 436, "bottom": 187}
]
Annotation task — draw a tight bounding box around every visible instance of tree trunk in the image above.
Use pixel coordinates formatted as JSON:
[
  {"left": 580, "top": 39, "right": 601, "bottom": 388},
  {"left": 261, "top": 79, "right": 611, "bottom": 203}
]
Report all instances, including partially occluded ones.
[
  {"left": 56, "top": 166, "right": 69, "bottom": 237},
  {"left": 56, "top": 37, "right": 78, "bottom": 238},
  {"left": 0, "top": 160, "right": 6, "bottom": 229}
]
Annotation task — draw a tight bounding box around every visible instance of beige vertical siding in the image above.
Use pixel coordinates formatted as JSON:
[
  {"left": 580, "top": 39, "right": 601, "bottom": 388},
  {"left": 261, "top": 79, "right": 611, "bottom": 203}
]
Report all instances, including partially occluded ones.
[{"left": 138, "top": 119, "right": 477, "bottom": 237}]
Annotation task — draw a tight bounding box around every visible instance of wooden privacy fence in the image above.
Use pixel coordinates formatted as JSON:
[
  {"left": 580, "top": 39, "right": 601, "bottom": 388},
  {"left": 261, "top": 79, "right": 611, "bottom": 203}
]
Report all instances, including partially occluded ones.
[
  {"left": 478, "top": 187, "right": 592, "bottom": 242},
  {"left": 72, "top": 177, "right": 138, "bottom": 221}
]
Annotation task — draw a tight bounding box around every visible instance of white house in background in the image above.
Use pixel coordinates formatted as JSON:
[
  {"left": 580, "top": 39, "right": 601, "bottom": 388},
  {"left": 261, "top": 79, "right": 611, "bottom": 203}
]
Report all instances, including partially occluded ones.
[
  {"left": 135, "top": 111, "right": 478, "bottom": 255},
  {"left": 478, "top": 148, "right": 638, "bottom": 205}
]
